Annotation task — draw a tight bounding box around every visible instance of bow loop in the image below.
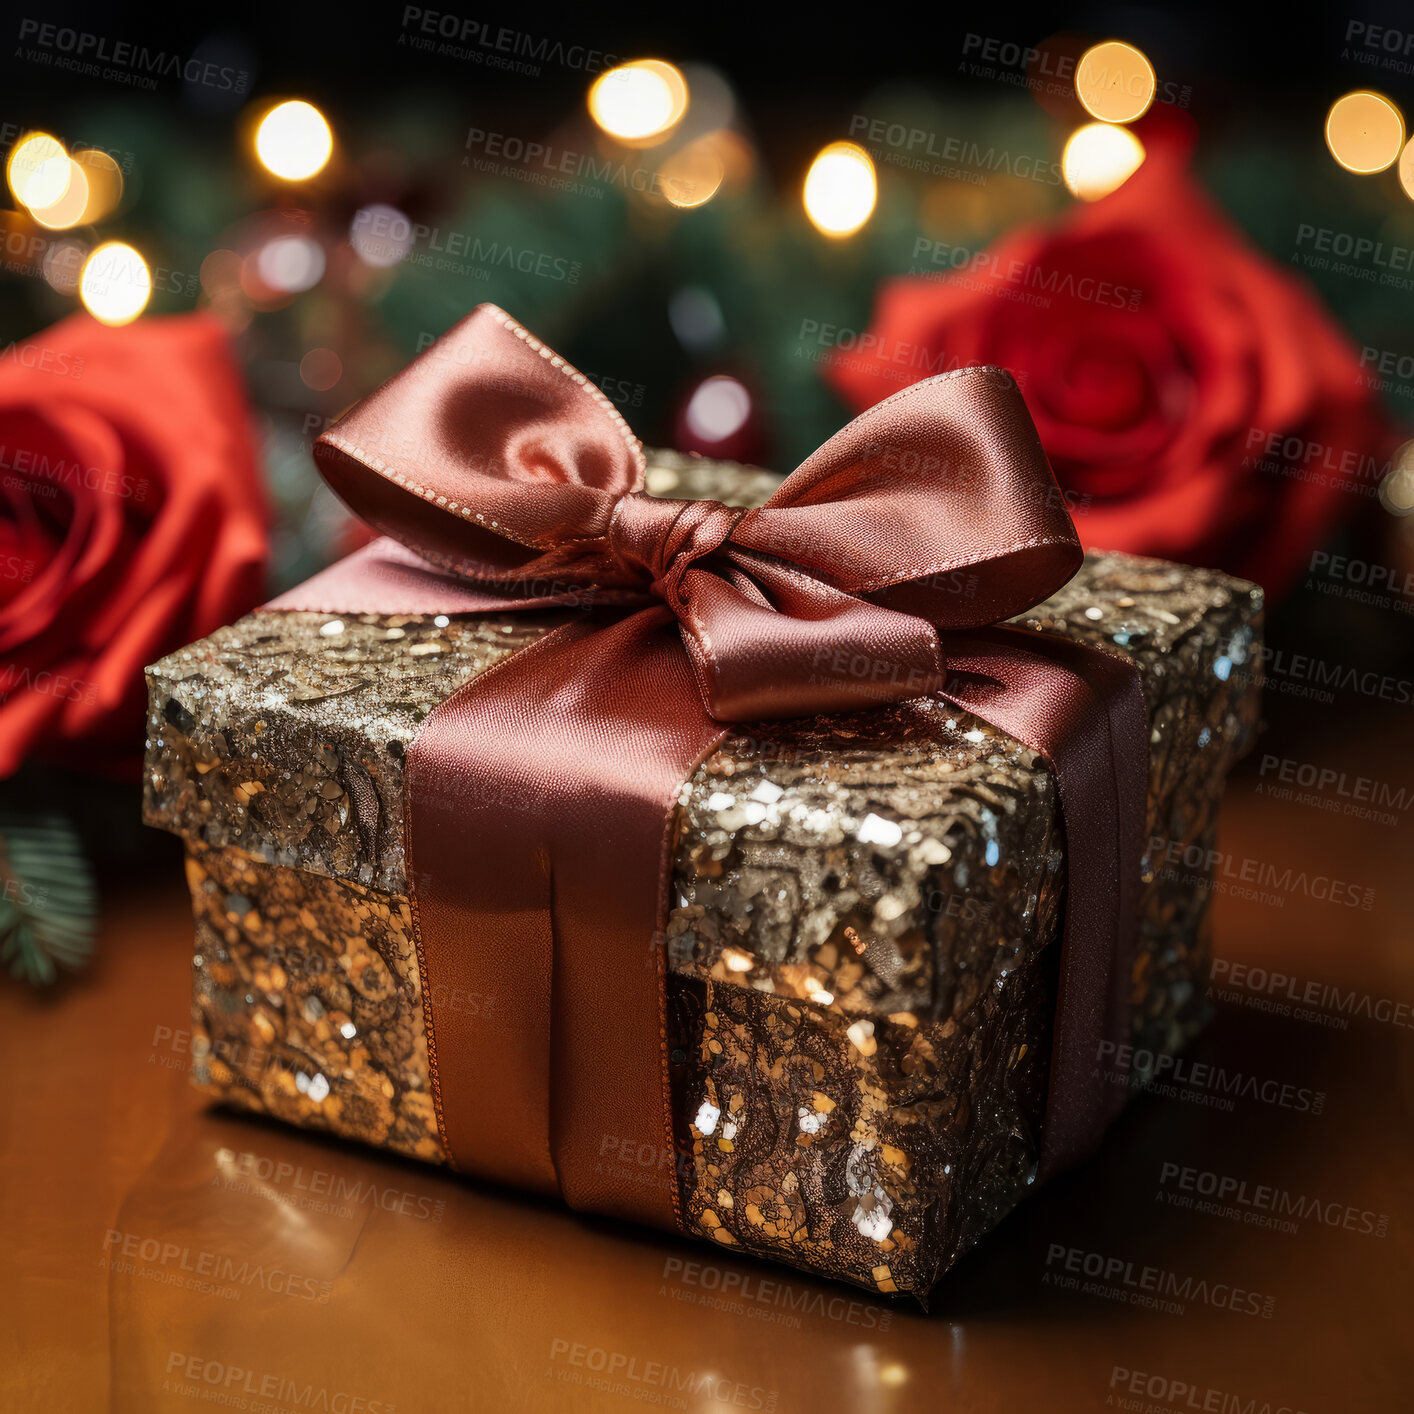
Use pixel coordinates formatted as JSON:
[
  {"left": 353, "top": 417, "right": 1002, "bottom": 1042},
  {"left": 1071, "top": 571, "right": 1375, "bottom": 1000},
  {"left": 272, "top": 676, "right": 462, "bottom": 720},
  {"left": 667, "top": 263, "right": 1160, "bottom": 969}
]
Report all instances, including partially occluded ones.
[{"left": 303, "top": 303, "right": 1088, "bottom": 725}]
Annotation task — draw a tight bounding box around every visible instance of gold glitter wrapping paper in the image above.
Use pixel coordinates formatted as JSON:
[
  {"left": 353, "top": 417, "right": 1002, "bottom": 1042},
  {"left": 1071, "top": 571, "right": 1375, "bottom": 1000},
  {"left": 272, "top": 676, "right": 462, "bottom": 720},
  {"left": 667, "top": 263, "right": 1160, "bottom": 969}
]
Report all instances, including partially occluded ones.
[{"left": 144, "top": 450, "right": 1263, "bottom": 1298}]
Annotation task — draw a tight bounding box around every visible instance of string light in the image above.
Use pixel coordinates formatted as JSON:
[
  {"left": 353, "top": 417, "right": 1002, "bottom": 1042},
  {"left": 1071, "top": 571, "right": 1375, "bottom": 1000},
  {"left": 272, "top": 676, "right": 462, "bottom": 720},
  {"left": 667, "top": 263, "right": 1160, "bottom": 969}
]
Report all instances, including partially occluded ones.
[
  {"left": 30, "top": 162, "right": 88, "bottom": 230},
  {"left": 803, "top": 141, "right": 877, "bottom": 237},
  {"left": 1075, "top": 41, "right": 1156, "bottom": 124},
  {"left": 254, "top": 100, "right": 333, "bottom": 180},
  {"left": 255, "top": 235, "right": 326, "bottom": 293},
  {"left": 1325, "top": 91, "right": 1404, "bottom": 174},
  {"left": 660, "top": 134, "right": 727, "bottom": 208},
  {"left": 79, "top": 241, "right": 151, "bottom": 324},
  {"left": 1062, "top": 122, "right": 1145, "bottom": 200},
  {"left": 588, "top": 61, "right": 688, "bottom": 143},
  {"left": 684, "top": 375, "right": 752, "bottom": 442},
  {"left": 7, "top": 133, "right": 71, "bottom": 211},
  {"left": 71, "top": 150, "right": 123, "bottom": 223},
  {"left": 349, "top": 204, "right": 414, "bottom": 267}
]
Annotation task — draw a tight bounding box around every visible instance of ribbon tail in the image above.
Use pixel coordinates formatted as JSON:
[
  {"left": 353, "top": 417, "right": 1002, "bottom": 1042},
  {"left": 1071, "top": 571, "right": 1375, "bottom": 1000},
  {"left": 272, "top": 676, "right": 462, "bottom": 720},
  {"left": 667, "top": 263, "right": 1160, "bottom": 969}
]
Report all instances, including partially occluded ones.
[
  {"left": 940, "top": 626, "right": 1148, "bottom": 1180},
  {"left": 405, "top": 606, "right": 724, "bottom": 1229}
]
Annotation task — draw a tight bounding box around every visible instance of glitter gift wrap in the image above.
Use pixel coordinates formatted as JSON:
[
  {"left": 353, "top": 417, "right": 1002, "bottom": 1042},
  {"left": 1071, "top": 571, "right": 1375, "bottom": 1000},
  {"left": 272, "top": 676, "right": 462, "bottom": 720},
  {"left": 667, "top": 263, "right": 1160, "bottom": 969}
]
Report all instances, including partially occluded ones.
[{"left": 144, "top": 450, "right": 1262, "bottom": 1298}]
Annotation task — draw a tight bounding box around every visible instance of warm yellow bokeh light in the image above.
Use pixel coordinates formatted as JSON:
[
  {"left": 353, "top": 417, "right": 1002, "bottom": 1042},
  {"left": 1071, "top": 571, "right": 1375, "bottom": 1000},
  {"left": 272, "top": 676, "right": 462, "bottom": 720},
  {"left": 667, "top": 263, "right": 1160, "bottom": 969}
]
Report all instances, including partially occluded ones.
[
  {"left": 803, "top": 141, "right": 877, "bottom": 237},
  {"left": 1075, "top": 40, "right": 1156, "bottom": 124},
  {"left": 72, "top": 149, "right": 123, "bottom": 223},
  {"left": 255, "top": 100, "right": 333, "bottom": 181},
  {"left": 8, "top": 133, "right": 72, "bottom": 211},
  {"left": 30, "top": 160, "right": 89, "bottom": 229},
  {"left": 1063, "top": 122, "right": 1146, "bottom": 200},
  {"left": 79, "top": 241, "right": 152, "bottom": 325},
  {"left": 1325, "top": 91, "right": 1404, "bottom": 174},
  {"left": 660, "top": 135, "right": 727, "bottom": 208},
  {"left": 588, "top": 60, "right": 688, "bottom": 143},
  {"left": 1398, "top": 137, "right": 1414, "bottom": 200}
]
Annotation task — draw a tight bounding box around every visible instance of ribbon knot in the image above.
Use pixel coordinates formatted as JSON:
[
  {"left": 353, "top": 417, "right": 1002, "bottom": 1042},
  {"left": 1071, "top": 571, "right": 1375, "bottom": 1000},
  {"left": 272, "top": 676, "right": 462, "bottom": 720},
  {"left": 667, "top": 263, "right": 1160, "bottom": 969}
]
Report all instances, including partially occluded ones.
[
  {"left": 605, "top": 491, "right": 743, "bottom": 599},
  {"left": 275, "top": 303, "right": 1149, "bottom": 1234}
]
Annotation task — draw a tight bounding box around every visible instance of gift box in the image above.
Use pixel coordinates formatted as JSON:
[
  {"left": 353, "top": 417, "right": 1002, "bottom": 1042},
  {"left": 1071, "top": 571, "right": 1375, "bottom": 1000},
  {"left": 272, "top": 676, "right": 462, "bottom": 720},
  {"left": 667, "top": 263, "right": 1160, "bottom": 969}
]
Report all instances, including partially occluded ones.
[{"left": 144, "top": 306, "right": 1261, "bottom": 1298}]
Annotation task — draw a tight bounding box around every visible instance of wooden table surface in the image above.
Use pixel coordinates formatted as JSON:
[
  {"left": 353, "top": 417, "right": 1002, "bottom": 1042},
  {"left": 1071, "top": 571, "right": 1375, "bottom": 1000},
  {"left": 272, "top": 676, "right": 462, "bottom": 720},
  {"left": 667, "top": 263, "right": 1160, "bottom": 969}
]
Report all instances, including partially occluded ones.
[{"left": 2, "top": 712, "right": 1411, "bottom": 1414}]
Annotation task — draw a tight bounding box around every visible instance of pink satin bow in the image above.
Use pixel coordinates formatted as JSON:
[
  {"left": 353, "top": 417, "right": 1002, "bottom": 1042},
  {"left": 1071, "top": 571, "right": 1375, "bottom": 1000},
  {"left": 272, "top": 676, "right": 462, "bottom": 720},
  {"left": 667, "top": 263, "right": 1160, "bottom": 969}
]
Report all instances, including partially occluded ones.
[{"left": 273, "top": 304, "right": 1148, "bottom": 1231}]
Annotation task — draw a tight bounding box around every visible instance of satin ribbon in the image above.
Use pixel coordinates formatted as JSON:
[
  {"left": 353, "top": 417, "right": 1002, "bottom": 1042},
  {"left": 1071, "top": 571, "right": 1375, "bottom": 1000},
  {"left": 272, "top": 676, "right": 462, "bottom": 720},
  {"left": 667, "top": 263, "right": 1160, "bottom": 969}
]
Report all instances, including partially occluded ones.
[{"left": 271, "top": 304, "right": 1148, "bottom": 1231}]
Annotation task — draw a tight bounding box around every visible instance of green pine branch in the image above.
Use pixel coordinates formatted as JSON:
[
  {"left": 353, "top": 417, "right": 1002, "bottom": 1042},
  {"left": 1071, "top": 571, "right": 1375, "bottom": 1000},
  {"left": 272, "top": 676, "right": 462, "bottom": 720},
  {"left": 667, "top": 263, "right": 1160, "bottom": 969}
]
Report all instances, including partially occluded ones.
[{"left": 0, "top": 811, "right": 98, "bottom": 985}]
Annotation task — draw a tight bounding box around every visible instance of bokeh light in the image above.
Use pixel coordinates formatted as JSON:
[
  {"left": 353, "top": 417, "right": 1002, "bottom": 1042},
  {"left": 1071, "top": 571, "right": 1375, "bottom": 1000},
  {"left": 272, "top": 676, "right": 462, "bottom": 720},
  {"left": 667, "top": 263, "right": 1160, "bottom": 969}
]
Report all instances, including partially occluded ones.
[
  {"left": 41, "top": 237, "right": 86, "bottom": 295},
  {"left": 30, "top": 161, "right": 88, "bottom": 230},
  {"left": 254, "top": 100, "right": 334, "bottom": 180},
  {"left": 668, "top": 286, "right": 726, "bottom": 351},
  {"left": 588, "top": 61, "right": 688, "bottom": 143},
  {"left": 300, "top": 348, "right": 343, "bottom": 391},
  {"left": 200, "top": 249, "right": 244, "bottom": 298},
  {"left": 7, "top": 133, "right": 72, "bottom": 211},
  {"left": 1399, "top": 137, "right": 1414, "bottom": 200},
  {"left": 1062, "top": 121, "right": 1146, "bottom": 200},
  {"left": 79, "top": 241, "right": 151, "bottom": 325},
  {"left": 256, "top": 235, "right": 326, "bottom": 293},
  {"left": 1380, "top": 440, "right": 1414, "bottom": 516},
  {"left": 350, "top": 204, "right": 414, "bottom": 267},
  {"left": 684, "top": 375, "right": 752, "bottom": 442},
  {"left": 1075, "top": 41, "right": 1156, "bottom": 124},
  {"left": 803, "top": 141, "right": 877, "bottom": 237},
  {"left": 72, "top": 150, "right": 123, "bottom": 223},
  {"left": 1325, "top": 91, "right": 1404, "bottom": 174},
  {"left": 660, "top": 134, "right": 727, "bottom": 208}
]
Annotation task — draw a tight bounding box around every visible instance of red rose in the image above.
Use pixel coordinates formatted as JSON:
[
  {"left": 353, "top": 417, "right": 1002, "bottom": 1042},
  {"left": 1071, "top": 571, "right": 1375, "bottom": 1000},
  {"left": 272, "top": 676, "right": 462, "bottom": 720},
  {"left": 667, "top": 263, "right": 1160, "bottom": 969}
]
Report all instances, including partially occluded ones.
[
  {"left": 827, "top": 135, "right": 1397, "bottom": 594},
  {"left": 0, "top": 313, "right": 267, "bottom": 778}
]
